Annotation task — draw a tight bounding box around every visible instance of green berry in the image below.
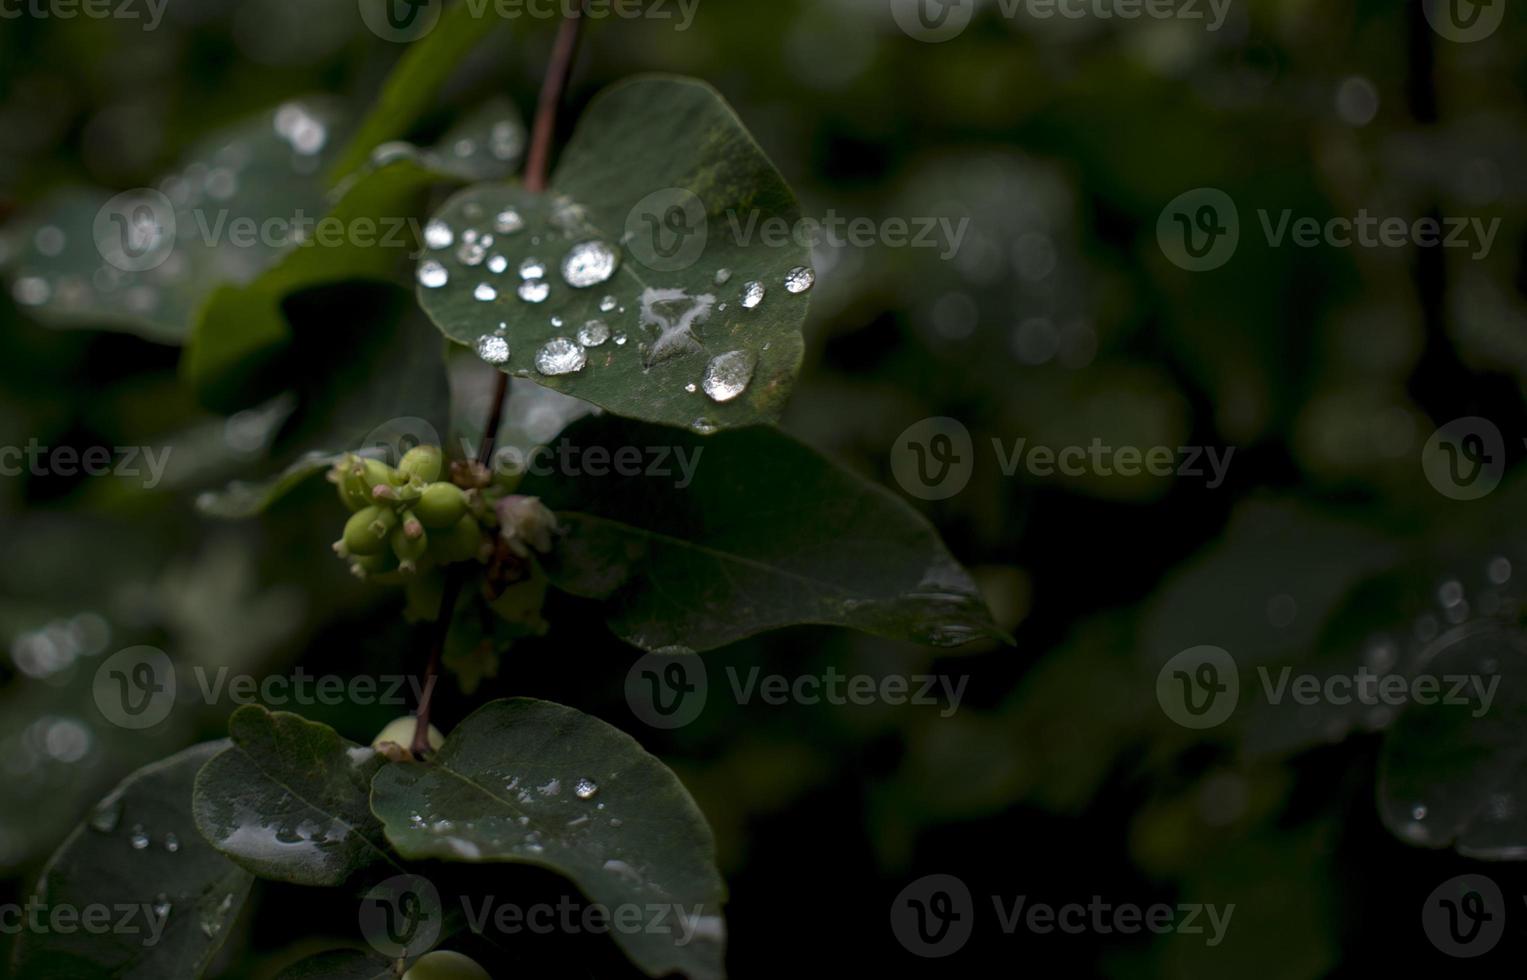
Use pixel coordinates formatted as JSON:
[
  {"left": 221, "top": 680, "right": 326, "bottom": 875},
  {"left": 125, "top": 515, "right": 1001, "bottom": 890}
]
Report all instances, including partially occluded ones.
[
  {"left": 416, "top": 482, "right": 468, "bottom": 529},
  {"left": 333, "top": 456, "right": 373, "bottom": 512},
  {"left": 430, "top": 514, "right": 483, "bottom": 565},
  {"left": 391, "top": 517, "right": 429, "bottom": 570},
  {"left": 402, "top": 951, "right": 489, "bottom": 980},
  {"left": 372, "top": 716, "right": 445, "bottom": 758},
  {"left": 343, "top": 505, "right": 397, "bottom": 556},
  {"left": 349, "top": 551, "right": 397, "bottom": 579},
  {"left": 399, "top": 445, "right": 444, "bottom": 484}
]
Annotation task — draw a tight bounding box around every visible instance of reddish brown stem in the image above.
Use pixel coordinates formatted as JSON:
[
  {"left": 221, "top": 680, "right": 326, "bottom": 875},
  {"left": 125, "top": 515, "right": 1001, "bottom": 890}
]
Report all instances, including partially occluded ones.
[{"left": 411, "top": 6, "right": 588, "bottom": 759}]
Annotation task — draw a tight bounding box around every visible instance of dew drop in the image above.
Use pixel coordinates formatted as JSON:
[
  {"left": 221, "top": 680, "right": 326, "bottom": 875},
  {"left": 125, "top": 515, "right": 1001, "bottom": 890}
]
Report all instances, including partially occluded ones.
[
  {"left": 714, "top": 268, "right": 732, "bottom": 285},
  {"left": 785, "top": 266, "right": 815, "bottom": 293},
  {"left": 152, "top": 894, "right": 172, "bottom": 919},
  {"left": 129, "top": 825, "right": 150, "bottom": 850},
  {"left": 535, "top": 338, "right": 586, "bottom": 376},
  {"left": 692, "top": 418, "right": 718, "bottom": 434},
  {"left": 476, "top": 335, "right": 510, "bottom": 365},
  {"left": 740, "top": 280, "right": 764, "bottom": 309},
  {"left": 457, "top": 237, "right": 488, "bottom": 267},
  {"left": 418, "top": 261, "right": 448, "bottom": 289},
  {"left": 163, "top": 832, "right": 180, "bottom": 853},
  {"left": 423, "top": 220, "right": 453, "bottom": 250},
  {"left": 495, "top": 208, "right": 524, "bottom": 234},
  {"left": 518, "top": 278, "right": 550, "bottom": 303},
  {"left": 599, "top": 295, "right": 618, "bottom": 313},
  {"left": 575, "top": 777, "right": 599, "bottom": 800},
  {"left": 1412, "top": 804, "right": 1429, "bottom": 821},
  {"left": 702, "top": 350, "right": 756, "bottom": 403},
  {"left": 561, "top": 240, "right": 618, "bottom": 288},
  {"left": 90, "top": 800, "right": 123, "bottom": 833},
  {"left": 685, "top": 383, "right": 697, "bottom": 393},
  {"left": 576, "top": 320, "right": 610, "bottom": 347},
  {"left": 519, "top": 257, "right": 546, "bottom": 280},
  {"left": 614, "top": 333, "right": 627, "bottom": 345},
  {"left": 487, "top": 254, "right": 508, "bottom": 274},
  {"left": 474, "top": 283, "right": 498, "bottom": 302}
]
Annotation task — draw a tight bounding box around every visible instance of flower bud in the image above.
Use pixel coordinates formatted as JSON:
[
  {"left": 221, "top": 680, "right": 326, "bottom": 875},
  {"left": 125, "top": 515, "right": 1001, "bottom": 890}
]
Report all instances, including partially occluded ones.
[
  {"left": 399, "top": 445, "right": 444, "bottom": 484},
  {"left": 495, "top": 495, "right": 560, "bottom": 559},
  {"left": 416, "top": 482, "right": 468, "bottom": 529}
]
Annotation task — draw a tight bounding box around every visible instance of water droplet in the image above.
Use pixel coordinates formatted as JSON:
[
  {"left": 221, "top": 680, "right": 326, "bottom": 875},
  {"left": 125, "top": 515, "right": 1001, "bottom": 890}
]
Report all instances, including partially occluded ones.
[
  {"left": 574, "top": 777, "right": 599, "bottom": 800},
  {"left": 561, "top": 240, "right": 618, "bottom": 288},
  {"left": 702, "top": 350, "right": 756, "bottom": 403},
  {"left": 518, "top": 278, "right": 550, "bottom": 303},
  {"left": 424, "top": 220, "right": 453, "bottom": 250},
  {"left": 487, "top": 254, "right": 508, "bottom": 274},
  {"left": 418, "top": 261, "right": 448, "bottom": 288},
  {"left": 163, "top": 832, "right": 180, "bottom": 853},
  {"left": 576, "top": 320, "right": 610, "bottom": 347},
  {"left": 477, "top": 335, "right": 510, "bottom": 365},
  {"left": 1412, "top": 804, "right": 1428, "bottom": 821},
  {"left": 89, "top": 799, "right": 123, "bottom": 833},
  {"left": 518, "top": 257, "right": 546, "bottom": 280},
  {"left": 614, "top": 333, "right": 627, "bottom": 345},
  {"left": 457, "top": 236, "right": 488, "bottom": 267},
  {"left": 600, "top": 295, "right": 618, "bottom": 312},
  {"left": 152, "top": 894, "right": 172, "bottom": 918},
  {"left": 785, "top": 266, "right": 815, "bottom": 293},
  {"left": 495, "top": 208, "right": 524, "bottom": 234},
  {"left": 200, "top": 893, "right": 235, "bottom": 938},
  {"left": 692, "top": 418, "right": 718, "bottom": 434},
  {"left": 550, "top": 315, "right": 564, "bottom": 327},
  {"left": 685, "top": 383, "right": 697, "bottom": 393},
  {"left": 535, "top": 339, "right": 586, "bottom": 376},
  {"left": 740, "top": 280, "right": 764, "bottom": 309},
  {"left": 714, "top": 268, "right": 732, "bottom": 285},
  {"left": 474, "top": 283, "right": 498, "bottom": 302},
  {"left": 129, "top": 825, "right": 150, "bottom": 850}
]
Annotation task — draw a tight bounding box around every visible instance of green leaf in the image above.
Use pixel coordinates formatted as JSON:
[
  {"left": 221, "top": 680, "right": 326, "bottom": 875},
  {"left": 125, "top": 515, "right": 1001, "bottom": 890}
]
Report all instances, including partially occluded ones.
[
  {"left": 13, "top": 742, "right": 254, "bottom": 980},
  {"left": 276, "top": 949, "right": 396, "bottom": 980},
  {"left": 416, "top": 75, "right": 811, "bottom": 432},
  {"left": 1, "top": 100, "right": 344, "bottom": 344},
  {"left": 370, "top": 698, "right": 726, "bottom": 980},
  {"left": 328, "top": 3, "right": 515, "bottom": 182},
  {"left": 521, "top": 415, "right": 1005, "bottom": 651},
  {"left": 185, "top": 99, "right": 523, "bottom": 409},
  {"left": 193, "top": 705, "right": 395, "bottom": 886}
]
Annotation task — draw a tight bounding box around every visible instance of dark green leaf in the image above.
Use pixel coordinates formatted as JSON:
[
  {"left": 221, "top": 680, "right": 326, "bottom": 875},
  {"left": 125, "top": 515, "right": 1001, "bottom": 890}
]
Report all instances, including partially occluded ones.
[
  {"left": 13, "top": 742, "right": 253, "bottom": 980},
  {"left": 521, "top": 415, "right": 1005, "bottom": 651},
  {"left": 416, "top": 75, "right": 810, "bottom": 431},
  {"left": 370, "top": 698, "right": 726, "bottom": 980},
  {"left": 193, "top": 705, "right": 395, "bottom": 886},
  {"left": 276, "top": 949, "right": 396, "bottom": 980}
]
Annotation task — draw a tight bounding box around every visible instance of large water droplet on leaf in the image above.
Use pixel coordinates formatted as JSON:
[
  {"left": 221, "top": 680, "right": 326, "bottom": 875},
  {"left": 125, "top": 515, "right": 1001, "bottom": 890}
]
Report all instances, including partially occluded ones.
[{"left": 535, "top": 338, "right": 586, "bottom": 376}]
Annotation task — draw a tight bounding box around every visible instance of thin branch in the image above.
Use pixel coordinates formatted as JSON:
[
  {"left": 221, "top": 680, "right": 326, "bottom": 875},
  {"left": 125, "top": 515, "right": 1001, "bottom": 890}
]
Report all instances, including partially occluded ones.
[{"left": 411, "top": 5, "right": 588, "bottom": 758}]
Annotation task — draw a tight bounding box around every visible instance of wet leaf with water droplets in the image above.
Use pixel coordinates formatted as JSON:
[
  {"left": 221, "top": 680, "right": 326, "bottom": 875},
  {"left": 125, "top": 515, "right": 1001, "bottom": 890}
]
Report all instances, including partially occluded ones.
[
  {"left": 370, "top": 698, "right": 726, "bottom": 980},
  {"left": 522, "top": 415, "right": 1006, "bottom": 652},
  {"left": 415, "top": 76, "right": 809, "bottom": 431},
  {"left": 193, "top": 705, "right": 395, "bottom": 886},
  {"left": 13, "top": 742, "right": 254, "bottom": 979}
]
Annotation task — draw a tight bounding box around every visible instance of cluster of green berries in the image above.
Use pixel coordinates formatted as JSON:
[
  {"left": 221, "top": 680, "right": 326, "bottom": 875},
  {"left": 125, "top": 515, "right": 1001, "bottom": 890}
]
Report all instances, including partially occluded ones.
[{"left": 328, "top": 446, "right": 483, "bottom": 581}]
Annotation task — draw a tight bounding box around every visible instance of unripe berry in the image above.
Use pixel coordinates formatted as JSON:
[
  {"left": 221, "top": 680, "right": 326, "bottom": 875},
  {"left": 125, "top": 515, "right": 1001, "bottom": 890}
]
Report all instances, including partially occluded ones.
[
  {"left": 343, "top": 505, "right": 397, "bottom": 556},
  {"left": 372, "top": 715, "right": 445, "bottom": 759},
  {"left": 349, "top": 552, "right": 397, "bottom": 579},
  {"left": 359, "top": 457, "right": 397, "bottom": 492},
  {"left": 391, "top": 518, "right": 429, "bottom": 571},
  {"left": 416, "top": 482, "right": 468, "bottom": 529},
  {"left": 331, "top": 456, "right": 373, "bottom": 512},
  {"left": 399, "top": 445, "right": 444, "bottom": 484},
  {"left": 402, "top": 950, "right": 490, "bottom": 980},
  {"left": 430, "top": 514, "right": 484, "bottom": 565}
]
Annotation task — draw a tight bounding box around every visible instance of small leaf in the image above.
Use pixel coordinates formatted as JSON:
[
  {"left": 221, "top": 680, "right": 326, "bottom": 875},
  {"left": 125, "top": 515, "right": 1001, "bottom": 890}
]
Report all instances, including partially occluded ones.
[
  {"left": 521, "top": 415, "right": 1005, "bottom": 651},
  {"left": 370, "top": 698, "right": 726, "bottom": 980},
  {"left": 13, "top": 742, "right": 254, "bottom": 980},
  {"left": 276, "top": 949, "right": 396, "bottom": 980},
  {"left": 416, "top": 75, "right": 810, "bottom": 431},
  {"left": 193, "top": 705, "right": 395, "bottom": 886}
]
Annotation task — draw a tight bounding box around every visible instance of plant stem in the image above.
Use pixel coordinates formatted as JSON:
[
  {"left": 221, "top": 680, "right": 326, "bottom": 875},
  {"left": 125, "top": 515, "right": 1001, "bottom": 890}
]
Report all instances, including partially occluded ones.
[{"left": 411, "top": 5, "right": 588, "bottom": 759}]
